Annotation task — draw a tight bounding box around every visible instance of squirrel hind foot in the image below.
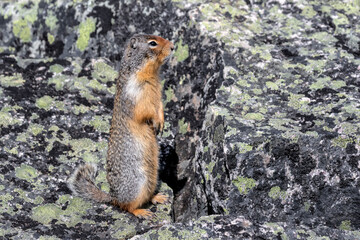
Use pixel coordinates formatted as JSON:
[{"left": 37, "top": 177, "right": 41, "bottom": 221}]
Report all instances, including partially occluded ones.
[
  {"left": 130, "top": 208, "right": 153, "bottom": 219},
  {"left": 151, "top": 193, "right": 168, "bottom": 204},
  {"left": 113, "top": 200, "right": 154, "bottom": 219}
]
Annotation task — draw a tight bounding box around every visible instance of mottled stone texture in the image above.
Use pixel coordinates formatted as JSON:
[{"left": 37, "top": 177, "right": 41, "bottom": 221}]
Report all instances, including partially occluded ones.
[{"left": 1, "top": 0, "right": 360, "bottom": 239}]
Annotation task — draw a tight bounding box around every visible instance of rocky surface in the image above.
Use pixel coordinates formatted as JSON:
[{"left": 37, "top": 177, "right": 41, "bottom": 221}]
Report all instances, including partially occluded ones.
[{"left": 1, "top": 0, "right": 360, "bottom": 239}]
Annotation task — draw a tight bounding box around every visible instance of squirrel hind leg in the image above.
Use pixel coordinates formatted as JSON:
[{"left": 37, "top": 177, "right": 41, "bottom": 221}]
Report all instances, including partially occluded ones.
[
  {"left": 113, "top": 187, "right": 155, "bottom": 219},
  {"left": 131, "top": 209, "right": 153, "bottom": 219},
  {"left": 114, "top": 200, "right": 153, "bottom": 219},
  {"left": 68, "top": 164, "right": 111, "bottom": 203},
  {"left": 125, "top": 193, "right": 168, "bottom": 218}
]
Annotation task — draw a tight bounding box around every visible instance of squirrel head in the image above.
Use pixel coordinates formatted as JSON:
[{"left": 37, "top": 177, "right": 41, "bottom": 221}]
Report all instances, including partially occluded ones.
[{"left": 120, "top": 34, "right": 174, "bottom": 75}]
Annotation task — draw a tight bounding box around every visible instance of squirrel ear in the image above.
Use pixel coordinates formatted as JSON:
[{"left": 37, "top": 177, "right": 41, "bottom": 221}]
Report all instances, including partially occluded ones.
[{"left": 130, "top": 38, "right": 137, "bottom": 49}]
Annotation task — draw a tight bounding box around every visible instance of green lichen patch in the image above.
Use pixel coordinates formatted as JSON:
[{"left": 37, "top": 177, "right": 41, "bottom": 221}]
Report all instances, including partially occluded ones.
[
  {"left": 301, "top": 5, "right": 317, "bottom": 18},
  {"left": 72, "top": 104, "right": 90, "bottom": 115},
  {"left": 174, "top": 38, "right": 189, "bottom": 62},
  {"left": 59, "top": 137, "right": 102, "bottom": 163},
  {"left": 205, "top": 161, "right": 216, "bottom": 181},
  {"left": 48, "top": 75, "right": 68, "bottom": 90},
  {"left": 0, "top": 107, "right": 22, "bottom": 128},
  {"left": 88, "top": 79, "right": 107, "bottom": 91},
  {"left": 63, "top": 196, "right": 92, "bottom": 215},
  {"left": 110, "top": 219, "right": 137, "bottom": 239},
  {"left": 34, "top": 196, "right": 45, "bottom": 205},
  {"left": 0, "top": 193, "right": 15, "bottom": 215},
  {"left": 82, "top": 152, "right": 100, "bottom": 163},
  {"left": 251, "top": 45, "right": 273, "bottom": 61},
  {"left": 0, "top": 74, "right": 25, "bottom": 87},
  {"left": 56, "top": 194, "right": 72, "bottom": 205},
  {"left": 12, "top": 19, "right": 32, "bottom": 42},
  {"left": 203, "top": 146, "right": 209, "bottom": 153},
  {"left": 48, "top": 70, "right": 105, "bottom": 99},
  {"left": 91, "top": 60, "right": 118, "bottom": 83},
  {"left": 266, "top": 81, "right": 278, "bottom": 90},
  {"left": 339, "top": 220, "right": 352, "bottom": 231},
  {"left": 304, "top": 201, "right": 311, "bottom": 212},
  {"left": 287, "top": 94, "right": 310, "bottom": 112},
  {"left": 233, "top": 142, "right": 253, "bottom": 153},
  {"left": 31, "top": 197, "right": 94, "bottom": 227},
  {"left": 244, "top": 112, "right": 265, "bottom": 121},
  {"left": 47, "top": 33, "right": 55, "bottom": 44},
  {"left": 14, "top": 188, "right": 43, "bottom": 204},
  {"left": 0, "top": 193, "right": 14, "bottom": 203},
  {"left": 332, "top": 136, "right": 353, "bottom": 149},
  {"left": 69, "top": 138, "right": 97, "bottom": 155},
  {"left": 269, "top": 118, "right": 294, "bottom": 132},
  {"left": 198, "top": 1, "right": 252, "bottom": 46},
  {"left": 178, "top": 118, "right": 188, "bottom": 134},
  {"left": 310, "top": 77, "right": 332, "bottom": 90},
  {"left": 331, "top": 80, "right": 346, "bottom": 89},
  {"left": 36, "top": 95, "right": 54, "bottom": 110},
  {"left": 4, "top": 146, "right": 18, "bottom": 155},
  {"left": 265, "top": 223, "right": 288, "bottom": 239},
  {"left": 49, "top": 64, "right": 64, "bottom": 74},
  {"left": 31, "top": 113, "right": 39, "bottom": 120},
  {"left": 76, "top": 17, "right": 96, "bottom": 52},
  {"left": 309, "top": 32, "right": 338, "bottom": 45},
  {"left": 34, "top": 96, "right": 67, "bottom": 113},
  {"left": 232, "top": 177, "right": 256, "bottom": 195},
  {"left": 207, "top": 161, "right": 216, "bottom": 173},
  {"left": 70, "top": 58, "right": 84, "bottom": 75},
  {"left": 338, "top": 122, "right": 358, "bottom": 135},
  {"left": 164, "top": 87, "right": 175, "bottom": 104},
  {"left": 178, "top": 226, "right": 209, "bottom": 240},
  {"left": 85, "top": 115, "right": 111, "bottom": 133},
  {"left": 28, "top": 123, "right": 44, "bottom": 136},
  {"left": 71, "top": 76, "right": 100, "bottom": 101},
  {"left": 268, "top": 186, "right": 287, "bottom": 201},
  {"left": 31, "top": 204, "right": 62, "bottom": 225},
  {"left": 213, "top": 124, "right": 224, "bottom": 143},
  {"left": 15, "top": 164, "right": 40, "bottom": 182}
]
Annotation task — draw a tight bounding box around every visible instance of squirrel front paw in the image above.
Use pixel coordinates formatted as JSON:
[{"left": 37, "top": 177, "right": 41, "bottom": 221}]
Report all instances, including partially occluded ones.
[
  {"left": 151, "top": 193, "right": 168, "bottom": 204},
  {"left": 152, "top": 120, "right": 164, "bottom": 135},
  {"left": 145, "top": 119, "right": 163, "bottom": 135}
]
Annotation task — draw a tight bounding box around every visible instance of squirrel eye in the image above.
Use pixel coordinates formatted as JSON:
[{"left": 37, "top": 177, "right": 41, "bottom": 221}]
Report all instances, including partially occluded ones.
[{"left": 148, "top": 41, "right": 158, "bottom": 47}]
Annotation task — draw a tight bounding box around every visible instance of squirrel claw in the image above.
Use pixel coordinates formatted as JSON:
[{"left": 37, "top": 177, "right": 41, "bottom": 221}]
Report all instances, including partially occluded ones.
[
  {"left": 159, "top": 123, "right": 164, "bottom": 134},
  {"left": 153, "top": 121, "right": 163, "bottom": 136},
  {"left": 151, "top": 193, "right": 168, "bottom": 204},
  {"left": 159, "top": 121, "right": 164, "bottom": 132}
]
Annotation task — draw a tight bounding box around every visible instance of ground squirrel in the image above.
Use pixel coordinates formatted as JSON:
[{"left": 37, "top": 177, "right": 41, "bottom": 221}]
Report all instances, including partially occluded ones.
[{"left": 68, "top": 34, "right": 174, "bottom": 218}]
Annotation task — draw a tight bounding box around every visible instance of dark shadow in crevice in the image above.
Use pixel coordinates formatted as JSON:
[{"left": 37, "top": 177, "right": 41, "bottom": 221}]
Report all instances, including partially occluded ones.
[
  {"left": 158, "top": 143, "right": 187, "bottom": 221},
  {"left": 159, "top": 143, "right": 187, "bottom": 195}
]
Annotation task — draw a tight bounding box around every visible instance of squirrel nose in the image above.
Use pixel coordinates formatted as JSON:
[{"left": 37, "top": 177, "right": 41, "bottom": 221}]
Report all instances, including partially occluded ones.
[{"left": 170, "top": 42, "right": 174, "bottom": 51}]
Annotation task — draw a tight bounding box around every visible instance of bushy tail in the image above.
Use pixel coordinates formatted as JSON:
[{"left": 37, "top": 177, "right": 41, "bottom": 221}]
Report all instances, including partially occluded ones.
[{"left": 68, "top": 164, "right": 112, "bottom": 203}]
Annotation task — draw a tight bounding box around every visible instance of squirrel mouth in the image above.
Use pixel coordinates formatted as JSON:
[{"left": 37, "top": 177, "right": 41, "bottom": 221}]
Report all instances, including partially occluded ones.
[{"left": 163, "top": 52, "right": 173, "bottom": 62}]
